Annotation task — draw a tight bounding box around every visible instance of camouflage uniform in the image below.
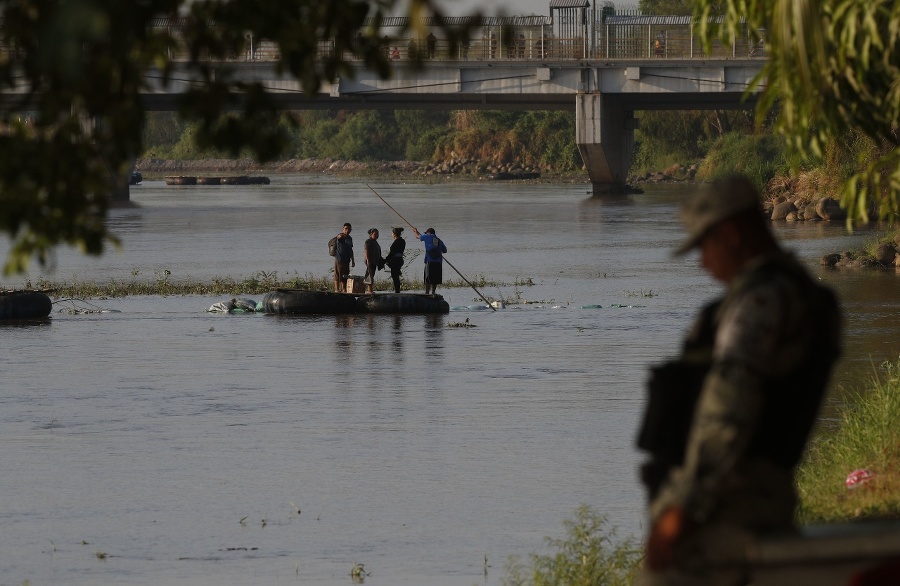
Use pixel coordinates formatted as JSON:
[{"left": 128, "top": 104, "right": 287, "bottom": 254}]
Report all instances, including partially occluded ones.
[{"left": 637, "top": 252, "right": 840, "bottom": 586}]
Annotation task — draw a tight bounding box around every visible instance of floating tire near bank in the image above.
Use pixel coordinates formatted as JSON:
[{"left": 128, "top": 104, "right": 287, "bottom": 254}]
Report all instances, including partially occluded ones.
[
  {"left": 0, "top": 291, "right": 53, "bottom": 320},
  {"left": 262, "top": 289, "right": 358, "bottom": 315},
  {"left": 357, "top": 293, "right": 450, "bottom": 314}
]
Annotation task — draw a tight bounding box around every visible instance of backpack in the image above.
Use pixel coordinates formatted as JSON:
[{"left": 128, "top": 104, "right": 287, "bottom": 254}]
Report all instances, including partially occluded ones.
[{"left": 328, "top": 236, "right": 338, "bottom": 257}]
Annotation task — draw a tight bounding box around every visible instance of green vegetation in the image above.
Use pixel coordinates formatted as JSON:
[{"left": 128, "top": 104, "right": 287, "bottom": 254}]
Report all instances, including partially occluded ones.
[
  {"left": 694, "top": 0, "right": 900, "bottom": 225},
  {"left": 12, "top": 271, "right": 510, "bottom": 299},
  {"left": 502, "top": 505, "right": 641, "bottom": 586},
  {"left": 796, "top": 358, "right": 900, "bottom": 523},
  {"left": 143, "top": 109, "right": 582, "bottom": 173}
]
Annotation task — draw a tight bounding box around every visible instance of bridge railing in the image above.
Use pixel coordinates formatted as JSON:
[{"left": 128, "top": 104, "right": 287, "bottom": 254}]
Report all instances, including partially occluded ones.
[
  {"left": 156, "top": 34, "right": 766, "bottom": 63},
  {"left": 0, "top": 18, "right": 761, "bottom": 64}
]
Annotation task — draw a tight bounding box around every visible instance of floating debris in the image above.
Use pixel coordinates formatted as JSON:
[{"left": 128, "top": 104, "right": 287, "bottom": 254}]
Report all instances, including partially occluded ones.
[
  {"left": 207, "top": 298, "right": 261, "bottom": 313},
  {"left": 581, "top": 304, "right": 603, "bottom": 309},
  {"left": 351, "top": 562, "right": 370, "bottom": 582},
  {"left": 447, "top": 318, "right": 476, "bottom": 328},
  {"left": 55, "top": 298, "right": 121, "bottom": 315}
]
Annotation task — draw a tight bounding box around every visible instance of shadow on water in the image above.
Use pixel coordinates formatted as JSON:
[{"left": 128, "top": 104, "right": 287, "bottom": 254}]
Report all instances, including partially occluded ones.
[
  {"left": 580, "top": 193, "right": 637, "bottom": 207},
  {"left": 0, "top": 317, "right": 51, "bottom": 328}
]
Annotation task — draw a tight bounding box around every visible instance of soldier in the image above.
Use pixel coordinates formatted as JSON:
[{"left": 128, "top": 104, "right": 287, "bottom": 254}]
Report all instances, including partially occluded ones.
[{"left": 636, "top": 175, "right": 841, "bottom": 585}]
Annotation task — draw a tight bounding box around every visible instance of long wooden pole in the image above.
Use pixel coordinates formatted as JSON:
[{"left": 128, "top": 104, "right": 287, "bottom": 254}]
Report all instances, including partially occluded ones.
[
  {"left": 441, "top": 257, "right": 496, "bottom": 310},
  {"left": 366, "top": 184, "right": 496, "bottom": 311}
]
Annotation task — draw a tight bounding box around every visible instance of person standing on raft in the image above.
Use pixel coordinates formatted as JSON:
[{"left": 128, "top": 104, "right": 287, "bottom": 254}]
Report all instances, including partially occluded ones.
[
  {"left": 333, "top": 223, "right": 355, "bottom": 292},
  {"left": 363, "top": 228, "right": 383, "bottom": 294},
  {"left": 383, "top": 226, "right": 406, "bottom": 293},
  {"left": 414, "top": 227, "right": 447, "bottom": 295}
]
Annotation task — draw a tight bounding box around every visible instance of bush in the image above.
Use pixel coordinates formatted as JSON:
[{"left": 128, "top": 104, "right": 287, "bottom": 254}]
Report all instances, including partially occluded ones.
[
  {"left": 695, "top": 132, "right": 787, "bottom": 186},
  {"left": 502, "top": 505, "right": 641, "bottom": 586}
]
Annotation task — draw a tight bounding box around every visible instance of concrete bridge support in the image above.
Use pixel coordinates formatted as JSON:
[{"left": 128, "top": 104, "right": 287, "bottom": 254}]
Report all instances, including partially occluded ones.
[
  {"left": 109, "top": 157, "right": 139, "bottom": 204},
  {"left": 576, "top": 93, "right": 636, "bottom": 194}
]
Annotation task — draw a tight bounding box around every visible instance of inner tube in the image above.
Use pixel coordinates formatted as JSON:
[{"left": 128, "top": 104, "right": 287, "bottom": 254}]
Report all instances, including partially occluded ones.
[
  {"left": 262, "top": 289, "right": 358, "bottom": 315},
  {"left": 356, "top": 293, "right": 450, "bottom": 314},
  {"left": 0, "top": 291, "right": 53, "bottom": 320}
]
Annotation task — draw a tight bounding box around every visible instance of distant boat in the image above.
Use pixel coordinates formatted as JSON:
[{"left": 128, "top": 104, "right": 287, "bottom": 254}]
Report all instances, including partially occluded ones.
[{"left": 129, "top": 171, "right": 143, "bottom": 185}]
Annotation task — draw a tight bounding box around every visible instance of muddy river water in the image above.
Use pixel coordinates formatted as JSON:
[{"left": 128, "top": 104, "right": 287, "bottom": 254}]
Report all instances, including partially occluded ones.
[{"left": 1, "top": 176, "right": 897, "bottom": 585}]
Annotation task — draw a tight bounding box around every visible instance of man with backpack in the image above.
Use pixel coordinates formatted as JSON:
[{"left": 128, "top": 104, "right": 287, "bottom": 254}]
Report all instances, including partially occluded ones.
[
  {"left": 330, "top": 223, "right": 355, "bottom": 292},
  {"left": 413, "top": 227, "right": 447, "bottom": 295},
  {"left": 636, "top": 175, "right": 841, "bottom": 585}
]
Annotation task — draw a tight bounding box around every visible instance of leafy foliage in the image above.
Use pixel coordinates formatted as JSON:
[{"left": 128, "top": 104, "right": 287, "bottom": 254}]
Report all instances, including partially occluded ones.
[
  {"left": 502, "top": 505, "right": 641, "bottom": 586},
  {"left": 693, "top": 0, "right": 900, "bottom": 226},
  {"left": 0, "top": 0, "right": 480, "bottom": 274},
  {"left": 695, "top": 132, "right": 787, "bottom": 187}
]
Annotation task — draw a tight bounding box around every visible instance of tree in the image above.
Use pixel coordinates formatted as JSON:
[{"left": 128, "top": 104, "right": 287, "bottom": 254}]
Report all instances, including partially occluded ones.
[
  {"left": 694, "top": 0, "right": 900, "bottom": 225},
  {"left": 0, "top": 0, "right": 480, "bottom": 274}
]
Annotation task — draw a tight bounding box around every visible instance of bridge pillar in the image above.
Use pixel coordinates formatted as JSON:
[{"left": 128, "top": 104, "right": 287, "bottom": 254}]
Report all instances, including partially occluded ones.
[
  {"left": 109, "top": 158, "right": 138, "bottom": 204},
  {"left": 575, "top": 94, "right": 635, "bottom": 194}
]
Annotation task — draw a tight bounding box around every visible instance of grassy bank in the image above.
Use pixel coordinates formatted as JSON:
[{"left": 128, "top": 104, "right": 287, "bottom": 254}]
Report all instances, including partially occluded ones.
[
  {"left": 9, "top": 271, "right": 529, "bottom": 301},
  {"left": 797, "top": 358, "right": 900, "bottom": 523}
]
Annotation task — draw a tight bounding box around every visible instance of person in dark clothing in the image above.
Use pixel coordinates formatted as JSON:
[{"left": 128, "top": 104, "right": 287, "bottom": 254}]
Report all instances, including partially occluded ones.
[
  {"left": 383, "top": 226, "right": 406, "bottom": 293},
  {"left": 413, "top": 227, "right": 447, "bottom": 295},
  {"left": 363, "top": 228, "right": 383, "bottom": 294},
  {"left": 332, "top": 223, "right": 354, "bottom": 292},
  {"left": 426, "top": 32, "right": 437, "bottom": 59},
  {"left": 636, "top": 175, "right": 842, "bottom": 585}
]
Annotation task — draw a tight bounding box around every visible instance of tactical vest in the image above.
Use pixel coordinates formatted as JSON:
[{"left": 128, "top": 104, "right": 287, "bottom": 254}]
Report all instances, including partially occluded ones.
[{"left": 637, "top": 254, "right": 841, "bottom": 499}]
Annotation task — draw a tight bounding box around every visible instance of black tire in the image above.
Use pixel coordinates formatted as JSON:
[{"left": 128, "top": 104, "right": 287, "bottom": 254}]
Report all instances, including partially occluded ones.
[
  {"left": 262, "top": 289, "right": 358, "bottom": 315},
  {"left": 0, "top": 291, "right": 53, "bottom": 320},
  {"left": 357, "top": 293, "right": 449, "bottom": 314}
]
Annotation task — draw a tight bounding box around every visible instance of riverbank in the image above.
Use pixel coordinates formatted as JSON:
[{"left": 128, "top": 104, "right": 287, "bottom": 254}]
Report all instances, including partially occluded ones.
[
  {"left": 797, "top": 357, "right": 900, "bottom": 523},
  {"left": 134, "top": 157, "right": 586, "bottom": 183}
]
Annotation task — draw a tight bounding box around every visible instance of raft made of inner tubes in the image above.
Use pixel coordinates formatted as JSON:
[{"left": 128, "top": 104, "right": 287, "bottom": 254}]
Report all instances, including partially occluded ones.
[
  {"left": 356, "top": 293, "right": 450, "bottom": 314},
  {"left": 165, "top": 175, "right": 270, "bottom": 186},
  {"left": 0, "top": 290, "right": 53, "bottom": 320},
  {"left": 262, "top": 289, "right": 358, "bottom": 315}
]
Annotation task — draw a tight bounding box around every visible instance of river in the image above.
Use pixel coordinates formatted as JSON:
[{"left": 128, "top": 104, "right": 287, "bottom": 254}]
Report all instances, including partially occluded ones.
[{"left": 1, "top": 176, "right": 897, "bottom": 585}]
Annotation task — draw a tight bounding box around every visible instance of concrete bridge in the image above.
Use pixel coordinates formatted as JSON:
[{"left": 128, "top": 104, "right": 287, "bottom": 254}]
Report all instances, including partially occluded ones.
[
  {"left": 143, "top": 55, "right": 763, "bottom": 193},
  {"left": 135, "top": 12, "right": 765, "bottom": 195}
]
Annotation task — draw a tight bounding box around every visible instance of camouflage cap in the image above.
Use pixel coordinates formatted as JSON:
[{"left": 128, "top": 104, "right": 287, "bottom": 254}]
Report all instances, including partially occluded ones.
[{"left": 675, "top": 175, "right": 762, "bottom": 255}]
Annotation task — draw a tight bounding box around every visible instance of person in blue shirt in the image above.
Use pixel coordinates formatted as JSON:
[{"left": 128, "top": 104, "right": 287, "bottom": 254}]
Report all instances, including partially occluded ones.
[{"left": 414, "top": 227, "right": 447, "bottom": 295}]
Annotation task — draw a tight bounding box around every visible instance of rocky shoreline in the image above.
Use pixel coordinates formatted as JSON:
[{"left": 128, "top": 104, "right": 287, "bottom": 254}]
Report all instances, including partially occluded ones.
[{"left": 134, "top": 157, "right": 568, "bottom": 182}]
